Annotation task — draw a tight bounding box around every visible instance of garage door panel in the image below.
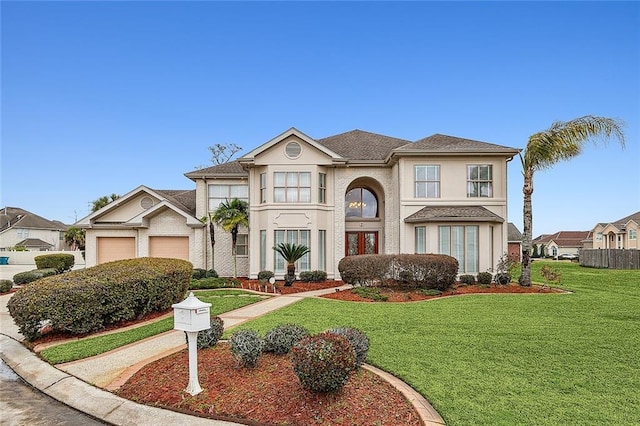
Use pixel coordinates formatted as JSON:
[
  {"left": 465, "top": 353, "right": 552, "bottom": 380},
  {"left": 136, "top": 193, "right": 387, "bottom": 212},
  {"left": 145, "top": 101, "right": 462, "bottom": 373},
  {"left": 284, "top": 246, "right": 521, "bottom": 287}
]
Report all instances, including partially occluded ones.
[
  {"left": 97, "top": 237, "right": 136, "bottom": 264},
  {"left": 149, "top": 236, "right": 189, "bottom": 261}
]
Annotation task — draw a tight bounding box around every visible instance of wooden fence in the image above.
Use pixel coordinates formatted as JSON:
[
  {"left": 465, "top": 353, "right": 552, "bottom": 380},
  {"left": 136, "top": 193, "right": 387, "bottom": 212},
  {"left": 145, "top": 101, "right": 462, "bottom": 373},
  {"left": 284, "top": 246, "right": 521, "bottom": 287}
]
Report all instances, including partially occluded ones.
[{"left": 579, "top": 249, "right": 640, "bottom": 269}]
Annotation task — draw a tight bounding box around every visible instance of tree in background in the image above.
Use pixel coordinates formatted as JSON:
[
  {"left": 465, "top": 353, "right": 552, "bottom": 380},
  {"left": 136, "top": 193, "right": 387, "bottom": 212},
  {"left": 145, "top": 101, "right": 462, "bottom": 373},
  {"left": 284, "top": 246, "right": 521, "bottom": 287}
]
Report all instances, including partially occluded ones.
[
  {"left": 91, "top": 193, "right": 120, "bottom": 212},
  {"left": 64, "top": 227, "right": 85, "bottom": 251},
  {"left": 209, "top": 143, "right": 242, "bottom": 165},
  {"left": 520, "top": 115, "right": 625, "bottom": 286},
  {"left": 211, "top": 198, "right": 249, "bottom": 278}
]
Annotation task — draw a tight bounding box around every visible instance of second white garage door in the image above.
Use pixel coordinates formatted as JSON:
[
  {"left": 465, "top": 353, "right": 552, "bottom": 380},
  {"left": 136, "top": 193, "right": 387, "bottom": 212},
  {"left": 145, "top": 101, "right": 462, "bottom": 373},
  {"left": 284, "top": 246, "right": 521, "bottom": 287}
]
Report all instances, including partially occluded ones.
[{"left": 149, "top": 236, "right": 189, "bottom": 261}]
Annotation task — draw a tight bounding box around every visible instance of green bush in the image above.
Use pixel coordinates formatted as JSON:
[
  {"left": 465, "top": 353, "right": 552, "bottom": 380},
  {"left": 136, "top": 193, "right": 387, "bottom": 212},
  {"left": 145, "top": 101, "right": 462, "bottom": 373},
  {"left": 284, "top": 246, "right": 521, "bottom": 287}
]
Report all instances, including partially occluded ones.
[
  {"left": 7, "top": 258, "right": 191, "bottom": 341},
  {"left": 229, "top": 329, "right": 263, "bottom": 368},
  {"left": 299, "top": 270, "right": 327, "bottom": 282},
  {"left": 189, "top": 277, "right": 241, "bottom": 290},
  {"left": 352, "top": 287, "right": 388, "bottom": 301},
  {"left": 13, "top": 268, "right": 58, "bottom": 285},
  {"left": 192, "top": 268, "right": 207, "bottom": 280},
  {"left": 257, "top": 270, "right": 275, "bottom": 282},
  {"left": 205, "top": 269, "right": 218, "bottom": 278},
  {"left": 420, "top": 288, "right": 443, "bottom": 296},
  {"left": 185, "top": 317, "right": 224, "bottom": 349},
  {"left": 263, "top": 324, "right": 310, "bottom": 355},
  {"left": 459, "top": 274, "right": 476, "bottom": 285},
  {"left": 35, "top": 253, "right": 75, "bottom": 272},
  {"left": 327, "top": 327, "right": 369, "bottom": 368},
  {"left": 0, "top": 279, "right": 13, "bottom": 293},
  {"left": 339, "top": 254, "right": 458, "bottom": 290},
  {"left": 477, "top": 272, "right": 493, "bottom": 285},
  {"left": 291, "top": 332, "right": 356, "bottom": 393}
]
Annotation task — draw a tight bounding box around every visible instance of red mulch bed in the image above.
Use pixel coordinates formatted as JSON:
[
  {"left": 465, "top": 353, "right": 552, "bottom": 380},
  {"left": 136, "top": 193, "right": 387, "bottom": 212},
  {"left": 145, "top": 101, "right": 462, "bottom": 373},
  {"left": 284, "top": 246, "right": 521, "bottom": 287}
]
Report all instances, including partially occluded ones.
[
  {"left": 116, "top": 344, "right": 422, "bottom": 426},
  {"left": 322, "top": 282, "right": 563, "bottom": 302}
]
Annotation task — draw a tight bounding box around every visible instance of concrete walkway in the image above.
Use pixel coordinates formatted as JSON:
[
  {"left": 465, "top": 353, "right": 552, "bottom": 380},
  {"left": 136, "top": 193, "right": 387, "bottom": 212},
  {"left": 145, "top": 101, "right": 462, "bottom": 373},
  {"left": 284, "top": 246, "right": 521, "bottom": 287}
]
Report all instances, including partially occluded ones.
[{"left": 0, "top": 284, "right": 445, "bottom": 426}]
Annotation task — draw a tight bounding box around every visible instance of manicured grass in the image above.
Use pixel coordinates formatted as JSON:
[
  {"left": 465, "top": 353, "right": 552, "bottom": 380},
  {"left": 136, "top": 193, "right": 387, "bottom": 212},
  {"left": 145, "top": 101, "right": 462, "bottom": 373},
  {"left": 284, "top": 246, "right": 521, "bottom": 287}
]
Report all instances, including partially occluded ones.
[
  {"left": 229, "top": 262, "right": 640, "bottom": 425},
  {"left": 40, "top": 290, "right": 267, "bottom": 364}
]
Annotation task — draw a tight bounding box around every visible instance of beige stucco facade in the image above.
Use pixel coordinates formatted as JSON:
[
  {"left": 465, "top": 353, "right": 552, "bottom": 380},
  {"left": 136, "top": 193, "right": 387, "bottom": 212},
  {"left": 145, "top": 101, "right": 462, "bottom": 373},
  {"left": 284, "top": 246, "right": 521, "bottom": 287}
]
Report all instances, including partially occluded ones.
[{"left": 591, "top": 219, "right": 639, "bottom": 250}]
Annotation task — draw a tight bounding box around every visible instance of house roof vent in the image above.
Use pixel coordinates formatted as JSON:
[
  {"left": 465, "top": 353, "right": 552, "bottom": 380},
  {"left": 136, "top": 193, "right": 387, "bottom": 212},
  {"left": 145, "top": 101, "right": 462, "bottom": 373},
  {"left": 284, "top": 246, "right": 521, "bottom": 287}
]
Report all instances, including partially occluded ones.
[
  {"left": 285, "top": 141, "right": 302, "bottom": 159},
  {"left": 141, "top": 197, "right": 154, "bottom": 210}
]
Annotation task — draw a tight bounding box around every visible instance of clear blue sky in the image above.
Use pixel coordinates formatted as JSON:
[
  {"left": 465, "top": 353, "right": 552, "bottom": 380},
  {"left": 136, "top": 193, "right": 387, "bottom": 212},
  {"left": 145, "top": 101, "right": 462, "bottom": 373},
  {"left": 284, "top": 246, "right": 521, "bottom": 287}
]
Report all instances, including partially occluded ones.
[{"left": 2, "top": 1, "right": 639, "bottom": 237}]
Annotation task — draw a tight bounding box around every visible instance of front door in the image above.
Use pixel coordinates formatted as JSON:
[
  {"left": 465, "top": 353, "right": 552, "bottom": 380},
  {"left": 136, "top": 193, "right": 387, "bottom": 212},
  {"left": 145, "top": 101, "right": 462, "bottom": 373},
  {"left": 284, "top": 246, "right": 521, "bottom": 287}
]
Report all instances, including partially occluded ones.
[{"left": 345, "top": 232, "right": 378, "bottom": 256}]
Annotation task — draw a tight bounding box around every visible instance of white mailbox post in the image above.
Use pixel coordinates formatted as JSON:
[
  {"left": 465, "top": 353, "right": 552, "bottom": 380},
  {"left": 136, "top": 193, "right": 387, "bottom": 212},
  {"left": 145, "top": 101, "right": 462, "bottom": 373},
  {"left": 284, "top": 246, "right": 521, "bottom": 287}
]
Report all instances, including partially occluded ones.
[{"left": 172, "top": 292, "right": 212, "bottom": 396}]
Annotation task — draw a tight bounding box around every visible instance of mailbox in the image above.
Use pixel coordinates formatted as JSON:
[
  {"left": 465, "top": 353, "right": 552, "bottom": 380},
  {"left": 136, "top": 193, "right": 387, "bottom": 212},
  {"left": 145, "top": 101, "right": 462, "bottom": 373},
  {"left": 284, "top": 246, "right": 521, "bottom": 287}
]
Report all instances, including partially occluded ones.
[{"left": 172, "top": 292, "right": 212, "bottom": 332}]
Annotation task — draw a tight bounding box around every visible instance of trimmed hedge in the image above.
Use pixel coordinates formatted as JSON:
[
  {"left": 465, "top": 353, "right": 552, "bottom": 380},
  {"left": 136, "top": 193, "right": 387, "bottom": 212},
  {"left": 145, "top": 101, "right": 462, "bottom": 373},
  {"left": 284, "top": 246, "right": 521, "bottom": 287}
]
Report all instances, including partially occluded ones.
[
  {"left": 35, "top": 253, "right": 75, "bottom": 272},
  {"left": 299, "top": 270, "right": 327, "bottom": 282},
  {"left": 13, "top": 268, "right": 58, "bottom": 285},
  {"left": 7, "top": 257, "right": 192, "bottom": 341},
  {"left": 189, "top": 277, "right": 241, "bottom": 290},
  {"left": 338, "top": 254, "right": 458, "bottom": 290},
  {"left": 0, "top": 279, "right": 13, "bottom": 293}
]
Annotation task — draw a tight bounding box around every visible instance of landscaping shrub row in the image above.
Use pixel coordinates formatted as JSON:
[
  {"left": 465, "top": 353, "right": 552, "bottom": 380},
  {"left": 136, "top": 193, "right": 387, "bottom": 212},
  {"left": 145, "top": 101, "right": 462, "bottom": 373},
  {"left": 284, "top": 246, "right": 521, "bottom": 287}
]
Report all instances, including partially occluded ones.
[
  {"left": 35, "top": 253, "right": 75, "bottom": 272},
  {"left": 7, "top": 257, "right": 192, "bottom": 341},
  {"left": 338, "top": 253, "right": 459, "bottom": 290}
]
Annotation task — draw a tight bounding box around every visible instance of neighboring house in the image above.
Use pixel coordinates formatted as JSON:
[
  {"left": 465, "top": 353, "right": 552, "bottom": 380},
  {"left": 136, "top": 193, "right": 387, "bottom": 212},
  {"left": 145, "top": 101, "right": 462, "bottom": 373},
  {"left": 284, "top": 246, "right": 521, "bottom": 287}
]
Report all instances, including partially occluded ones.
[
  {"left": 590, "top": 211, "right": 640, "bottom": 250},
  {"left": 507, "top": 222, "right": 523, "bottom": 261},
  {"left": 0, "top": 207, "right": 68, "bottom": 251},
  {"left": 79, "top": 127, "right": 520, "bottom": 279},
  {"left": 532, "top": 231, "right": 591, "bottom": 258}
]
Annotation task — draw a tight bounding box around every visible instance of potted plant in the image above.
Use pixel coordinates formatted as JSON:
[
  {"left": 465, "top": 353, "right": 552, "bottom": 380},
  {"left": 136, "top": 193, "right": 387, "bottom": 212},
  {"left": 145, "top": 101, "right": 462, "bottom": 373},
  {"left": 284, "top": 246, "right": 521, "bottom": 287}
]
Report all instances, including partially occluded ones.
[{"left": 273, "top": 242, "right": 310, "bottom": 286}]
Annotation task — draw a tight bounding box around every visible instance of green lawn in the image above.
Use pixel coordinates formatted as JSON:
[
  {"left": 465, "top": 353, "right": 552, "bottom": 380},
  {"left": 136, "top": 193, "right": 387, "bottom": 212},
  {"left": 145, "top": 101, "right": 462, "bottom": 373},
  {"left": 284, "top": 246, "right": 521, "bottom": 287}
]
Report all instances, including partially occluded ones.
[
  {"left": 40, "top": 290, "right": 267, "bottom": 364},
  {"left": 228, "top": 262, "right": 640, "bottom": 425}
]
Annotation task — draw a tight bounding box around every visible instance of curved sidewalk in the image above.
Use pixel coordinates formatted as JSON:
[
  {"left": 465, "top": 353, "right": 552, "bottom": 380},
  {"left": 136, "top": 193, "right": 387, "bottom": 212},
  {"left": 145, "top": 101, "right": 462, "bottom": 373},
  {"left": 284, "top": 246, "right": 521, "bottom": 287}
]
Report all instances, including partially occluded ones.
[{"left": 0, "top": 287, "right": 445, "bottom": 426}]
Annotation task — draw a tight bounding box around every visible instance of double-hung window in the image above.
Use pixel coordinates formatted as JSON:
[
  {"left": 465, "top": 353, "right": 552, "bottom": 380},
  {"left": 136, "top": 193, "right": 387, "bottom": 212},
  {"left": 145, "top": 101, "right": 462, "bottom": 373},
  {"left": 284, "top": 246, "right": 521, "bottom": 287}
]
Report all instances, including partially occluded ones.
[
  {"left": 438, "top": 225, "right": 479, "bottom": 273},
  {"left": 467, "top": 165, "right": 493, "bottom": 197},
  {"left": 274, "top": 172, "right": 311, "bottom": 203},
  {"left": 236, "top": 234, "right": 248, "bottom": 256},
  {"left": 415, "top": 165, "right": 440, "bottom": 198},
  {"left": 260, "top": 173, "right": 267, "bottom": 203},
  {"left": 629, "top": 229, "right": 637, "bottom": 240},
  {"left": 415, "top": 226, "right": 427, "bottom": 254},
  {"left": 319, "top": 173, "right": 327, "bottom": 203},
  {"left": 208, "top": 184, "right": 248, "bottom": 211}
]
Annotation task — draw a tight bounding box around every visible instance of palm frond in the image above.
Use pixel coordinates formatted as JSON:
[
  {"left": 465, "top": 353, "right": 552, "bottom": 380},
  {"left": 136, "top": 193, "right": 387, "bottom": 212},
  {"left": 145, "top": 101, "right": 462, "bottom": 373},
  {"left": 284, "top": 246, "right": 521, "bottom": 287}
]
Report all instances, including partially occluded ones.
[{"left": 273, "top": 242, "right": 310, "bottom": 264}]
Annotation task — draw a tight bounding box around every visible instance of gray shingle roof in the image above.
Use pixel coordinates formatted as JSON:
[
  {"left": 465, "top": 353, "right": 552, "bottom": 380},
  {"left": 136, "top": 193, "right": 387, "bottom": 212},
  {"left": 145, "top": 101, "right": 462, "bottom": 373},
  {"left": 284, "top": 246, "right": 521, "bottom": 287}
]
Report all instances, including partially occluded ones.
[
  {"left": 185, "top": 161, "right": 248, "bottom": 179},
  {"left": 404, "top": 206, "right": 505, "bottom": 223},
  {"left": 533, "top": 231, "right": 590, "bottom": 247},
  {"left": 0, "top": 207, "right": 67, "bottom": 231},
  {"left": 316, "top": 130, "right": 412, "bottom": 161},
  {"left": 611, "top": 211, "right": 640, "bottom": 229},
  {"left": 154, "top": 190, "right": 197, "bottom": 216},
  {"left": 15, "top": 238, "right": 54, "bottom": 249},
  {"left": 508, "top": 222, "right": 523, "bottom": 241},
  {"left": 400, "top": 134, "right": 520, "bottom": 154}
]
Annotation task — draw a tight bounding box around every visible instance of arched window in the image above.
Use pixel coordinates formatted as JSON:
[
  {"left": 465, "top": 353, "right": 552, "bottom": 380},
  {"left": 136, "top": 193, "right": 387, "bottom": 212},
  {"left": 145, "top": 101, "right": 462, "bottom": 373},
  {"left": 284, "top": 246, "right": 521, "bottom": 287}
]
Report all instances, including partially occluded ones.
[{"left": 345, "top": 188, "right": 378, "bottom": 218}]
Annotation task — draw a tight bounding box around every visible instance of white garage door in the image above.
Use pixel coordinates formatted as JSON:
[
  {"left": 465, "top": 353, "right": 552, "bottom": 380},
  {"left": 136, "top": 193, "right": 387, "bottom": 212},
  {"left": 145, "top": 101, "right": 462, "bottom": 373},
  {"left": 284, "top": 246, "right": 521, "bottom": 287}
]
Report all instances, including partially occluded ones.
[
  {"left": 149, "top": 236, "right": 189, "bottom": 261},
  {"left": 97, "top": 237, "right": 136, "bottom": 264}
]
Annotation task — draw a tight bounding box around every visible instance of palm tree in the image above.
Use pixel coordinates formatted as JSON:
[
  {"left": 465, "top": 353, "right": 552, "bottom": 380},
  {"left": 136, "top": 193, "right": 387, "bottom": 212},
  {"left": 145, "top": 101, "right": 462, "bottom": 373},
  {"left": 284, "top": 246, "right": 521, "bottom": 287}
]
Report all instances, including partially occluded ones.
[
  {"left": 211, "top": 198, "right": 249, "bottom": 278},
  {"left": 64, "top": 227, "right": 85, "bottom": 251},
  {"left": 520, "top": 115, "right": 625, "bottom": 286},
  {"left": 91, "top": 193, "right": 120, "bottom": 212},
  {"left": 274, "top": 242, "right": 310, "bottom": 286}
]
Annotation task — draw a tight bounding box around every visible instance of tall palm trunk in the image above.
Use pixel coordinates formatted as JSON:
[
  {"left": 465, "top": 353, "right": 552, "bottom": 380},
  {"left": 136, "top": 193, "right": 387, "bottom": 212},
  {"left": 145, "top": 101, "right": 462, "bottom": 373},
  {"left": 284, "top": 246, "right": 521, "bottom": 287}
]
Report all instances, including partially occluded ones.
[
  {"left": 521, "top": 167, "right": 534, "bottom": 286},
  {"left": 231, "top": 226, "right": 238, "bottom": 278}
]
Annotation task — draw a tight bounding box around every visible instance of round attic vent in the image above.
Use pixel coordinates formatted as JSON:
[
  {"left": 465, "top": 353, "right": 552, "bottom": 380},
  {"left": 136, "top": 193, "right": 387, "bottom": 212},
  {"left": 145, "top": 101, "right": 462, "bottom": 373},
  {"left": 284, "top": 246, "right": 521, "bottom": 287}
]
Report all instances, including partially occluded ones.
[
  {"left": 141, "top": 197, "right": 154, "bottom": 209},
  {"left": 285, "top": 141, "right": 302, "bottom": 159}
]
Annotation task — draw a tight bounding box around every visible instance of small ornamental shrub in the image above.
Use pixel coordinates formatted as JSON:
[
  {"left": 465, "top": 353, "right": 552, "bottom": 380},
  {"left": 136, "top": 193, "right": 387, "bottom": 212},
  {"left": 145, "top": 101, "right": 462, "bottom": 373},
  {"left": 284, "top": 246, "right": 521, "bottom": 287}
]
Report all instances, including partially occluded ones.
[
  {"left": 35, "top": 253, "right": 75, "bottom": 272},
  {"left": 13, "top": 268, "right": 57, "bottom": 285},
  {"left": 327, "top": 327, "right": 370, "bottom": 368},
  {"left": 263, "top": 324, "right": 310, "bottom": 355},
  {"left": 291, "top": 332, "right": 357, "bottom": 393},
  {"left": 352, "top": 287, "right": 388, "bottom": 301},
  {"left": 477, "top": 272, "right": 493, "bottom": 285},
  {"left": 229, "top": 329, "right": 263, "bottom": 368},
  {"left": 192, "top": 268, "right": 207, "bottom": 280},
  {"left": 0, "top": 279, "right": 13, "bottom": 293},
  {"left": 205, "top": 269, "right": 218, "bottom": 278},
  {"left": 495, "top": 273, "right": 511, "bottom": 285},
  {"left": 299, "top": 270, "right": 327, "bottom": 282},
  {"left": 185, "top": 317, "right": 224, "bottom": 349},
  {"left": 459, "top": 274, "right": 476, "bottom": 285},
  {"left": 257, "top": 270, "right": 275, "bottom": 282},
  {"left": 420, "top": 288, "right": 443, "bottom": 296},
  {"left": 7, "top": 258, "right": 191, "bottom": 341}
]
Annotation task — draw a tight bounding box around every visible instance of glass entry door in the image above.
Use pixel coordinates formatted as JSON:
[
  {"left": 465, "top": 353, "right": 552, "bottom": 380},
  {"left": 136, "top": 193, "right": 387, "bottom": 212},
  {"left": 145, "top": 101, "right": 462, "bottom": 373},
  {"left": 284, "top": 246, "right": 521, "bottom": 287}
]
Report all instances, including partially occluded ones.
[{"left": 346, "top": 232, "right": 378, "bottom": 256}]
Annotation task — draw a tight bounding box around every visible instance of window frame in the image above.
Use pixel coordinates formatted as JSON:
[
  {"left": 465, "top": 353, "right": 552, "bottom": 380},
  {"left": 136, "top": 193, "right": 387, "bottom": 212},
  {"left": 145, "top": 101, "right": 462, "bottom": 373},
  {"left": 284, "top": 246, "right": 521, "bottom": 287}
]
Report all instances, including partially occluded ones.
[
  {"left": 466, "top": 164, "right": 493, "bottom": 198},
  {"left": 208, "top": 184, "right": 249, "bottom": 211},
  {"left": 319, "top": 173, "right": 327, "bottom": 204},
  {"left": 438, "top": 225, "right": 479, "bottom": 273},
  {"left": 415, "top": 226, "right": 427, "bottom": 254},
  {"left": 260, "top": 173, "right": 267, "bottom": 203},
  {"left": 414, "top": 165, "right": 440, "bottom": 198},
  {"left": 629, "top": 229, "right": 637, "bottom": 240},
  {"left": 273, "top": 172, "right": 311, "bottom": 203},
  {"left": 236, "top": 233, "right": 248, "bottom": 256}
]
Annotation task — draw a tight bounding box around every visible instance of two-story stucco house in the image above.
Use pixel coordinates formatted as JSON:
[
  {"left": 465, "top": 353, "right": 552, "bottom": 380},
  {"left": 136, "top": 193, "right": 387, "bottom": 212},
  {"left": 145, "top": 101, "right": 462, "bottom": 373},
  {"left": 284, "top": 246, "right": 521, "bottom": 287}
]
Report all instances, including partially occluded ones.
[
  {"left": 78, "top": 127, "right": 520, "bottom": 279},
  {"left": 0, "top": 207, "right": 68, "bottom": 252},
  {"left": 589, "top": 211, "right": 640, "bottom": 250}
]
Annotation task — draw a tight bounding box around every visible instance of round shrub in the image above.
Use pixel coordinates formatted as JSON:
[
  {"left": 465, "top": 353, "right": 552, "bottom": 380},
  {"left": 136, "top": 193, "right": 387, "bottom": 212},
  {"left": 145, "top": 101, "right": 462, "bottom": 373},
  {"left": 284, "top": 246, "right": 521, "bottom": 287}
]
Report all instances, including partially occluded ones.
[
  {"left": 299, "top": 270, "right": 327, "bottom": 282},
  {"left": 192, "top": 268, "right": 207, "bottom": 280},
  {"left": 0, "top": 279, "right": 13, "bottom": 294},
  {"left": 263, "top": 324, "right": 310, "bottom": 355},
  {"left": 327, "top": 327, "right": 370, "bottom": 368},
  {"left": 13, "top": 268, "right": 57, "bottom": 285},
  {"left": 35, "top": 253, "right": 75, "bottom": 272},
  {"left": 291, "top": 332, "right": 356, "bottom": 393},
  {"left": 477, "top": 272, "right": 493, "bottom": 285},
  {"left": 185, "top": 317, "right": 224, "bottom": 349},
  {"left": 495, "top": 273, "right": 511, "bottom": 285},
  {"left": 205, "top": 269, "right": 218, "bottom": 278},
  {"left": 459, "top": 274, "right": 476, "bottom": 285},
  {"left": 257, "top": 270, "right": 274, "bottom": 282},
  {"left": 229, "top": 329, "right": 263, "bottom": 368}
]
